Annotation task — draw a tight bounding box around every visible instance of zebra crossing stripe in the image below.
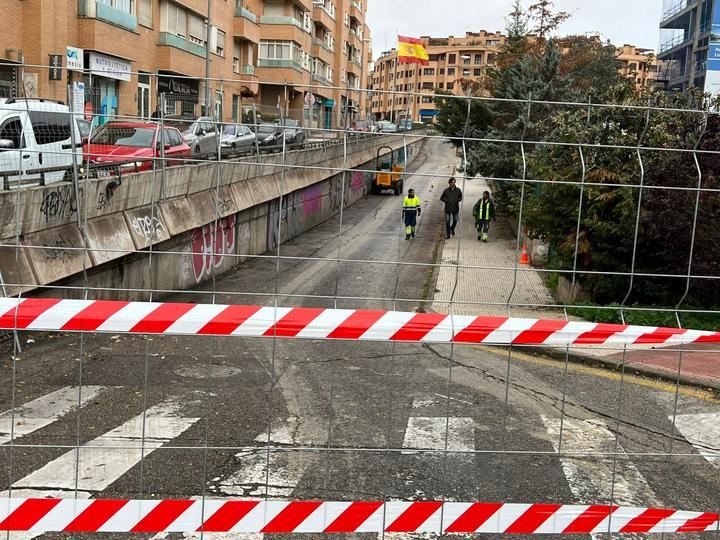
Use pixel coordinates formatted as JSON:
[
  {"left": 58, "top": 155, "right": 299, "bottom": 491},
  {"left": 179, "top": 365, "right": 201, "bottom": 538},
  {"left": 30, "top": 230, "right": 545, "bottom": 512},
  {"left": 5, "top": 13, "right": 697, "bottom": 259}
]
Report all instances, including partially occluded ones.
[
  {"left": 1, "top": 298, "right": 718, "bottom": 346},
  {"left": 0, "top": 386, "right": 107, "bottom": 445},
  {"left": 0, "top": 499, "right": 716, "bottom": 534}
]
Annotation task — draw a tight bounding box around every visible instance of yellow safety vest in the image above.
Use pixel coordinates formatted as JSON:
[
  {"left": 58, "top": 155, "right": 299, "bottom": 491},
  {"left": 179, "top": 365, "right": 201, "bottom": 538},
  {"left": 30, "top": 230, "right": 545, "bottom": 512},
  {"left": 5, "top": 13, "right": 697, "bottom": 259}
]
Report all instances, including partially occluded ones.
[{"left": 403, "top": 196, "right": 420, "bottom": 211}]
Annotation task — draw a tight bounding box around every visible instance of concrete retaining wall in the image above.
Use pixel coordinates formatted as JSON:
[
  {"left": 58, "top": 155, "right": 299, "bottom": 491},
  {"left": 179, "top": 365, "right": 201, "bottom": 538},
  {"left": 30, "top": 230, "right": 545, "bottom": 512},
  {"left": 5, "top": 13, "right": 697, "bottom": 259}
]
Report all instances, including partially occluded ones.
[{"left": 0, "top": 135, "right": 423, "bottom": 298}]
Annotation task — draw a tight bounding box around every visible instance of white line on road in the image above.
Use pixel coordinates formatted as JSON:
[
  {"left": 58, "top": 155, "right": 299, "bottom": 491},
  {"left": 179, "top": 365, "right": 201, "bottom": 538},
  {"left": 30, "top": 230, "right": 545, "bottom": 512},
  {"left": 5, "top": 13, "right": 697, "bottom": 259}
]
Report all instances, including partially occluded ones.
[
  {"left": 542, "top": 416, "right": 660, "bottom": 539},
  {"left": 542, "top": 416, "right": 660, "bottom": 507},
  {"left": 4, "top": 399, "right": 199, "bottom": 539},
  {"left": 0, "top": 386, "right": 107, "bottom": 445},
  {"left": 402, "top": 417, "right": 475, "bottom": 455},
  {"left": 672, "top": 412, "right": 720, "bottom": 467}
]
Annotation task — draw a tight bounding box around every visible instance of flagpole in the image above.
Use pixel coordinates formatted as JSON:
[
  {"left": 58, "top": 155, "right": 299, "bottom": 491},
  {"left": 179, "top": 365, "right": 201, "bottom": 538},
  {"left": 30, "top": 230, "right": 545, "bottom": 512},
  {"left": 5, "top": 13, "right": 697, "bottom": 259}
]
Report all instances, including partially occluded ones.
[{"left": 391, "top": 32, "right": 399, "bottom": 123}]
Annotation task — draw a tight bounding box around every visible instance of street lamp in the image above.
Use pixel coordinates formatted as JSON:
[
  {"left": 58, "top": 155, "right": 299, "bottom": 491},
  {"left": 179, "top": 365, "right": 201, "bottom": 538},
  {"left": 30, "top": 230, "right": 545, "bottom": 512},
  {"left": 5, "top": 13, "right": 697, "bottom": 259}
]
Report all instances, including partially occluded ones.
[{"left": 360, "top": 37, "right": 372, "bottom": 122}]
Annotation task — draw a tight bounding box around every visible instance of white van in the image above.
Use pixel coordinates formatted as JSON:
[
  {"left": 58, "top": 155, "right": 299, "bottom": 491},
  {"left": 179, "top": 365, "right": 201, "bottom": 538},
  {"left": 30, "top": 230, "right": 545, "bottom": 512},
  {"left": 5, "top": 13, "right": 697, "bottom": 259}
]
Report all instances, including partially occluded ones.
[{"left": 0, "top": 98, "right": 83, "bottom": 189}]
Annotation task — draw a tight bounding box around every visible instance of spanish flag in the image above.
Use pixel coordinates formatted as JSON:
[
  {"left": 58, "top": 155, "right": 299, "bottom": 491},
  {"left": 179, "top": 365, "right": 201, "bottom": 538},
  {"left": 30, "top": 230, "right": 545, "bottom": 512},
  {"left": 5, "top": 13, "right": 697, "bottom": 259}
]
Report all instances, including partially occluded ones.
[{"left": 397, "top": 35, "right": 430, "bottom": 66}]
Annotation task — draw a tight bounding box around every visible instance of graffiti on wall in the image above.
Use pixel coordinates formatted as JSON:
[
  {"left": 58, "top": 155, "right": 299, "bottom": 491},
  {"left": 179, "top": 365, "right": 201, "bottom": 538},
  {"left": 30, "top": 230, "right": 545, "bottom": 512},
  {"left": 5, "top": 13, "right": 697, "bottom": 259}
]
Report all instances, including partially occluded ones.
[
  {"left": 302, "top": 184, "right": 323, "bottom": 216},
  {"left": 40, "top": 185, "right": 79, "bottom": 223},
  {"left": 350, "top": 171, "right": 365, "bottom": 192},
  {"left": 131, "top": 215, "right": 166, "bottom": 243},
  {"left": 191, "top": 215, "right": 237, "bottom": 283}
]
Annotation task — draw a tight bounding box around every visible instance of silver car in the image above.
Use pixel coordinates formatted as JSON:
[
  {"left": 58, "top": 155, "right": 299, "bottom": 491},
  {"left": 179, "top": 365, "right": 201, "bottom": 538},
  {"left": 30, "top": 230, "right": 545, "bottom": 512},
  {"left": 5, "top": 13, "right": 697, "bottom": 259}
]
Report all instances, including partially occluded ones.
[
  {"left": 221, "top": 123, "right": 256, "bottom": 154},
  {"left": 183, "top": 116, "right": 219, "bottom": 156},
  {"left": 376, "top": 120, "right": 399, "bottom": 133}
]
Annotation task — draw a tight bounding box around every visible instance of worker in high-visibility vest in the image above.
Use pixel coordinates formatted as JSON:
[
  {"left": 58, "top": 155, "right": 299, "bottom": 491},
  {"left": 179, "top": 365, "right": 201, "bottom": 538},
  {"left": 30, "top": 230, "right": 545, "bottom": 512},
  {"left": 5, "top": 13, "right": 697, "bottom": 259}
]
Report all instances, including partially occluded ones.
[
  {"left": 473, "top": 190, "right": 496, "bottom": 242},
  {"left": 402, "top": 188, "right": 421, "bottom": 240}
]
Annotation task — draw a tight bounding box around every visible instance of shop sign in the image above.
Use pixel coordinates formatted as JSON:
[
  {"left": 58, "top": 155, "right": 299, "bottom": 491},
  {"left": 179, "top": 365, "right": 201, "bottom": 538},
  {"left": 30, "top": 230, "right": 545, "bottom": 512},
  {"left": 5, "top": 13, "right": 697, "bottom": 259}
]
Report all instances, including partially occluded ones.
[
  {"left": 66, "top": 47, "right": 84, "bottom": 72},
  {"left": 89, "top": 53, "right": 131, "bottom": 81},
  {"left": 157, "top": 76, "right": 199, "bottom": 99},
  {"left": 48, "top": 55, "right": 63, "bottom": 81}
]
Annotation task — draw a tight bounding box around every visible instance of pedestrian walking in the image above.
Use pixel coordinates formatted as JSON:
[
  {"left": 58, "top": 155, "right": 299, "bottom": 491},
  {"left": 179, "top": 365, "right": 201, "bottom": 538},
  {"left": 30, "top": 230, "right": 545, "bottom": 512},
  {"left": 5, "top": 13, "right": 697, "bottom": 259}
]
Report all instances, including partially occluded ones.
[
  {"left": 402, "top": 188, "right": 421, "bottom": 240},
  {"left": 440, "top": 177, "right": 462, "bottom": 239},
  {"left": 473, "top": 190, "right": 496, "bottom": 242}
]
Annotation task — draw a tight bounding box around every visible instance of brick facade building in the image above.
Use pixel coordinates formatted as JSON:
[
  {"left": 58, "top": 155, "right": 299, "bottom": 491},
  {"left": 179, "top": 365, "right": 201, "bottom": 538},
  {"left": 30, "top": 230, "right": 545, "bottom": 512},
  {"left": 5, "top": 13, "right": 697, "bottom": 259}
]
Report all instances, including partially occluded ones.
[{"left": 0, "top": 0, "right": 371, "bottom": 128}]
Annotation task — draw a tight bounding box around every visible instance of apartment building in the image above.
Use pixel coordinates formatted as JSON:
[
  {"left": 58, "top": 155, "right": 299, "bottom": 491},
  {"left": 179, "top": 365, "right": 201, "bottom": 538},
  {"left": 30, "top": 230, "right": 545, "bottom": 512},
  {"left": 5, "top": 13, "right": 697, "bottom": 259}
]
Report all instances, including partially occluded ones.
[
  {"left": 0, "top": 0, "right": 371, "bottom": 128},
  {"left": 371, "top": 32, "right": 661, "bottom": 122},
  {"left": 246, "top": 0, "right": 371, "bottom": 128},
  {"left": 617, "top": 44, "right": 659, "bottom": 90},
  {"left": 370, "top": 31, "right": 506, "bottom": 123}
]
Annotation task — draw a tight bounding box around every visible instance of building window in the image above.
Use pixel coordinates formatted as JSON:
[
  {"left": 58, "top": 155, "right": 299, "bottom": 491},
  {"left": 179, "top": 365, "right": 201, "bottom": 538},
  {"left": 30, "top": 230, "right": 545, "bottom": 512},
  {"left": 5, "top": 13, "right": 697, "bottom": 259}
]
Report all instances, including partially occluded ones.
[
  {"left": 440, "top": 68, "right": 445, "bottom": 75},
  {"left": 138, "top": 0, "right": 152, "bottom": 26},
  {"left": 447, "top": 82, "right": 454, "bottom": 90},
  {"left": 99, "top": 0, "right": 134, "bottom": 14},
  {"left": 214, "top": 29, "right": 226, "bottom": 56},
  {"left": 448, "top": 54, "right": 456, "bottom": 64},
  {"left": 474, "top": 54, "right": 482, "bottom": 64},
  {"left": 448, "top": 67, "right": 455, "bottom": 76},
  {"left": 162, "top": 1, "right": 207, "bottom": 46},
  {"left": 423, "top": 68, "right": 435, "bottom": 75},
  {"left": 487, "top": 53, "right": 496, "bottom": 64},
  {"left": 474, "top": 68, "right": 482, "bottom": 76}
]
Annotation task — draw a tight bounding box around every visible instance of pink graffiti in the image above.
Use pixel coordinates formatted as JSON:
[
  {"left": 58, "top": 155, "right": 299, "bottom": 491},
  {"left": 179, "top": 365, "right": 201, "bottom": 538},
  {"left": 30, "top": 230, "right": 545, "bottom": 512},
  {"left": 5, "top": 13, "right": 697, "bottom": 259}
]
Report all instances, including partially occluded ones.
[
  {"left": 351, "top": 171, "right": 364, "bottom": 191},
  {"left": 191, "top": 215, "right": 237, "bottom": 283},
  {"left": 302, "top": 184, "right": 323, "bottom": 216}
]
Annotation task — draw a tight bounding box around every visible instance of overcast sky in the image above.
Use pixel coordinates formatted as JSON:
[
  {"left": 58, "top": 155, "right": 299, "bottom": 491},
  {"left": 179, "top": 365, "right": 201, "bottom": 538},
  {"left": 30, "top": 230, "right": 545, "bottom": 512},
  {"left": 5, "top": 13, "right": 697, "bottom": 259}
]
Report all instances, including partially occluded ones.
[{"left": 366, "top": 0, "right": 662, "bottom": 59}]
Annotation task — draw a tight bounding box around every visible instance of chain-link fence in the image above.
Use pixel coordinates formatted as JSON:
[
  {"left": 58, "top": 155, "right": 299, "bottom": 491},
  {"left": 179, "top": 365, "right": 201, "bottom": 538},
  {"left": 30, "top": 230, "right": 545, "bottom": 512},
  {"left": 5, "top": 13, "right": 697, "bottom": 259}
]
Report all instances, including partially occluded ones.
[{"left": 0, "top": 66, "right": 719, "bottom": 537}]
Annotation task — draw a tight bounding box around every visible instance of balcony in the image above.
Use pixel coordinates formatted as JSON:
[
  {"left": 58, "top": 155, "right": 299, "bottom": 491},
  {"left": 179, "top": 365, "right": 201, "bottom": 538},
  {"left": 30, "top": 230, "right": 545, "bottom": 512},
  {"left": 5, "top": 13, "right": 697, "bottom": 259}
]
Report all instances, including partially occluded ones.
[
  {"left": 234, "top": 7, "right": 260, "bottom": 42},
  {"left": 660, "top": 0, "right": 697, "bottom": 29},
  {"left": 312, "top": 73, "right": 331, "bottom": 86},
  {"left": 313, "top": 5, "right": 335, "bottom": 30},
  {"left": 258, "top": 58, "right": 303, "bottom": 71},
  {"left": 242, "top": 64, "right": 256, "bottom": 75},
  {"left": 312, "top": 38, "right": 335, "bottom": 63},
  {"left": 260, "top": 15, "right": 304, "bottom": 30},
  {"left": 350, "top": 0, "right": 363, "bottom": 20},
  {"left": 658, "top": 33, "right": 693, "bottom": 55},
  {"left": 158, "top": 32, "right": 206, "bottom": 58},
  {"left": 235, "top": 2, "right": 257, "bottom": 22},
  {"left": 78, "top": 0, "right": 137, "bottom": 32}
]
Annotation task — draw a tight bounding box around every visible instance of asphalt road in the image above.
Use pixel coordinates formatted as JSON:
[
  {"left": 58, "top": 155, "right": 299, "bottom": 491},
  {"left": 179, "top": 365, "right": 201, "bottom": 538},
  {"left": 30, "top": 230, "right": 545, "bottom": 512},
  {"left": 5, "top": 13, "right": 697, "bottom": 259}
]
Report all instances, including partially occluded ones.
[{"left": 1, "top": 137, "right": 720, "bottom": 539}]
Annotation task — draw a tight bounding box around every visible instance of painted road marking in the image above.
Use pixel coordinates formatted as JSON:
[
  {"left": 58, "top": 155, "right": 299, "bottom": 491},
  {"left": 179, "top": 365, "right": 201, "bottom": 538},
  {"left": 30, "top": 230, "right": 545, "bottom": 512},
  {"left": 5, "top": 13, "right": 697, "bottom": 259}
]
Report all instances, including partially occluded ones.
[
  {"left": 543, "top": 416, "right": 660, "bottom": 507},
  {"left": 3, "top": 399, "right": 199, "bottom": 539},
  {"left": 0, "top": 386, "right": 107, "bottom": 445},
  {"left": 474, "top": 345, "right": 719, "bottom": 403},
  {"left": 402, "top": 396, "right": 475, "bottom": 455},
  {"left": 542, "top": 416, "right": 661, "bottom": 538},
  {"left": 672, "top": 412, "right": 720, "bottom": 467}
]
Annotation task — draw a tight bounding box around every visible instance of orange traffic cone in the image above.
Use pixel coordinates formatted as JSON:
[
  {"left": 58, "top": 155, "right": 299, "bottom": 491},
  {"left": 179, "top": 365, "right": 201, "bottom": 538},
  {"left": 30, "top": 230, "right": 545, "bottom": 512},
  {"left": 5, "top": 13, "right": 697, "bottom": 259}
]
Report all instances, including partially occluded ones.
[{"left": 519, "top": 245, "right": 530, "bottom": 265}]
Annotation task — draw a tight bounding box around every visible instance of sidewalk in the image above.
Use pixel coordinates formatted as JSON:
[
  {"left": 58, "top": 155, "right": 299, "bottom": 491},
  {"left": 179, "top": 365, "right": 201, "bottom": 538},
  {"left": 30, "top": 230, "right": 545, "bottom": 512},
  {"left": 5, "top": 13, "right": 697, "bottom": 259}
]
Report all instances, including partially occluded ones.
[{"left": 431, "top": 177, "right": 720, "bottom": 390}]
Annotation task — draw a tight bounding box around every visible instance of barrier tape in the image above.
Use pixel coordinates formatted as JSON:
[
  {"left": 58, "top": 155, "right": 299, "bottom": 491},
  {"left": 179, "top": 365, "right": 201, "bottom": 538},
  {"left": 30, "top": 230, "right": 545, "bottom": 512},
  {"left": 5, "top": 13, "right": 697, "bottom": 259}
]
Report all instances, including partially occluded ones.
[
  {"left": 0, "top": 499, "right": 717, "bottom": 534},
  {"left": 1, "top": 298, "right": 718, "bottom": 346}
]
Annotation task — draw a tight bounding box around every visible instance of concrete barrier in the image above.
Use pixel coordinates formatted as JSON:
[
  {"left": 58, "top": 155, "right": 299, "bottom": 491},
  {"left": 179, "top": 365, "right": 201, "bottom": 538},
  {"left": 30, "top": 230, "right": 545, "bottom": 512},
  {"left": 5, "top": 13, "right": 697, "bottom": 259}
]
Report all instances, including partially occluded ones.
[
  {"left": 0, "top": 246, "right": 37, "bottom": 296},
  {"left": 23, "top": 224, "right": 91, "bottom": 285},
  {"left": 3, "top": 136, "right": 424, "bottom": 296},
  {"left": 85, "top": 214, "right": 136, "bottom": 266},
  {"left": 124, "top": 207, "right": 171, "bottom": 250}
]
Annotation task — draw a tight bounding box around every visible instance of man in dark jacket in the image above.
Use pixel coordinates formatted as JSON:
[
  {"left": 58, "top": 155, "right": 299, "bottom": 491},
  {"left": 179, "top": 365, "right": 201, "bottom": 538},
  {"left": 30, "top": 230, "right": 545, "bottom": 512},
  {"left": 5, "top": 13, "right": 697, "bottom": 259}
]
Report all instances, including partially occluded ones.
[
  {"left": 473, "top": 190, "right": 496, "bottom": 242},
  {"left": 440, "top": 177, "right": 462, "bottom": 239}
]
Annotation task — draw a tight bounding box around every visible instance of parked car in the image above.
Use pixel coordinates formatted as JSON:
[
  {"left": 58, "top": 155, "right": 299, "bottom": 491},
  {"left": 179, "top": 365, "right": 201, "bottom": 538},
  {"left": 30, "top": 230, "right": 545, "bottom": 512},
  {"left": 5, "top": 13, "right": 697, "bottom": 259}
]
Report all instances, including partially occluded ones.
[
  {"left": 76, "top": 118, "right": 92, "bottom": 143},
  {"left": 399, "top": 119, "right": 413, "bottom": 131},
  {"left": 0, "top": 97, "right": 83, "bottom": 188},
  {"left": 83, "top": 122, "right": 190, "bottom": 174},
  {"left": 376, "top": 120, "right": 399, "bottom": 133},
  {"left": 182, "top": 116, "right": 219, "bottom": 156},
  {"left": 220, "top": 123, "right": 256, "bottom": 154},
  {"left": 350, "top": 119, "right": 372, "bottom": 132},
  {"left": 279, "top": 119, "right": 306, "bottom": 147},
  {"left": 256, "top": 122, "right": 284, "bottom": 148}
]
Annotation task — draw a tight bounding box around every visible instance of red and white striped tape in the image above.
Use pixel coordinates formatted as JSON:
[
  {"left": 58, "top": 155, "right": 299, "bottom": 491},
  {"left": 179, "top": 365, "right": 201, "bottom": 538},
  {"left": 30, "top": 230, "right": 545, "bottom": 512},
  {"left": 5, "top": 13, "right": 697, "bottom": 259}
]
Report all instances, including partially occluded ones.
[
  {"left": 0, "top": 499, "right": 717, "bottom": 534},
  {"left": 1, "top": 298, "right": 718, "bottom": 346}
]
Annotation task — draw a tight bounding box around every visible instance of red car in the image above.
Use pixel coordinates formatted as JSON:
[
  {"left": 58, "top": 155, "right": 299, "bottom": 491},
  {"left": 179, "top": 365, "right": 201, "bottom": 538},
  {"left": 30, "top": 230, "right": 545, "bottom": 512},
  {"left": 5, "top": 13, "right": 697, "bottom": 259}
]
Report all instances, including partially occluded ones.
[{"left": 83, "top": 121, "right": 191, "bottom": 174}]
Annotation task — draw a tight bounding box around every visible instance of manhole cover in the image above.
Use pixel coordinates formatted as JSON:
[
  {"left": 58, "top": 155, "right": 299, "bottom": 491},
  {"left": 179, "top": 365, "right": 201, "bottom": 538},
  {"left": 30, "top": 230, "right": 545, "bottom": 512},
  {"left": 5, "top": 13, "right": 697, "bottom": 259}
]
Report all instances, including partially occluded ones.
[{"left": 173, "top": 365, "right": 242, "bottom": 379}]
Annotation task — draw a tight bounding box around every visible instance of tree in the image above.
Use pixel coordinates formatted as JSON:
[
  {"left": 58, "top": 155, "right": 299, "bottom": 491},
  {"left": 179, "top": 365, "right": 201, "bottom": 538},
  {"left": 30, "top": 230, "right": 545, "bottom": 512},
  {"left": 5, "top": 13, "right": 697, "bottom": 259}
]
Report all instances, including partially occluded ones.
[
  {"left": 527, "top": 0, "right": 571, "bottom": 40},
  {"left": 433, "top": 89, "right": 492, "bottom": 147}
]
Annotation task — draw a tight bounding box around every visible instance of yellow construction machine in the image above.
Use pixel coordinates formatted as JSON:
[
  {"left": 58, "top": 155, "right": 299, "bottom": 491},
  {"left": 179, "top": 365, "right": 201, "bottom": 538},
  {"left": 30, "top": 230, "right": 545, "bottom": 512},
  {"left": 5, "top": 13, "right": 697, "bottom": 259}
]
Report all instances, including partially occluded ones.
[{"left": 371, "top": 145, "right": 404, "bottom": 195}]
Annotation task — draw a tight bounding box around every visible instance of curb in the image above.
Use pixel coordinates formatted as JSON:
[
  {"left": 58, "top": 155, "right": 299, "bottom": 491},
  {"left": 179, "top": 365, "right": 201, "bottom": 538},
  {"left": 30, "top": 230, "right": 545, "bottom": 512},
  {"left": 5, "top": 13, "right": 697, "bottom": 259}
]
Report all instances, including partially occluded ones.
[{"left": 539, "top": 346, "right": 720, "bottom": 393}]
